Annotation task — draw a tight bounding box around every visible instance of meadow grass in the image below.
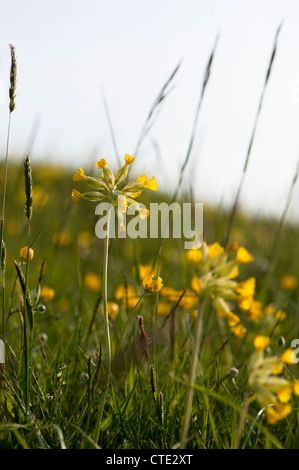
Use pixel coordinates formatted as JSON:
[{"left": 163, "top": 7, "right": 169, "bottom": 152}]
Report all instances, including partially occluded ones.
[
  {"left": 0, "top": 32, "right": 299, "bottom": 450},
  {"left": 0, "top": 161, "right": 298, "bottom": 449}
]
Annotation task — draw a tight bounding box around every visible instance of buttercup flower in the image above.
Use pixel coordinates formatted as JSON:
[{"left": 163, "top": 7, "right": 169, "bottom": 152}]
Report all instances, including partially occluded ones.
[
  {"left": 100, "top": 301, "right": 119, "bottom": 320},
  {"left": 280, "top": 274, "right": 297, "bottom": 291},
  {"left": 253, "top": 335, "right": 270, "bottom": 352},
  {"left": 280, "top": 348, "right": 295, "bottom": 365},
  {"left": 20, "top": 246, "right": 34, "bottom": 262},
  {"left": 84, "top": 273, "right": 102, "bottom": 291},
  {"left": 40, "top": 286, "right": 55, "bottom": 302},
  {"left": 143, "top": 272, "right": 163, "bottom": 293}
]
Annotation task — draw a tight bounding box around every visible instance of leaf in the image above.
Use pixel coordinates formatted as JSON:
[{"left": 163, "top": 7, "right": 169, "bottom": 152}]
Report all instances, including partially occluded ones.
[{"left": 29, "top": 231, "right": 42, "bottom": 249}]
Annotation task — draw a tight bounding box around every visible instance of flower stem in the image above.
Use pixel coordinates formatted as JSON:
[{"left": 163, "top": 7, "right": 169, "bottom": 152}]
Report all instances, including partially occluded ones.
[
  {"left": 94, "top": 208, "right": 112, "bottom": 443},
  {"left": 179, "top": 298, "right": 205, "bottom": 448}
]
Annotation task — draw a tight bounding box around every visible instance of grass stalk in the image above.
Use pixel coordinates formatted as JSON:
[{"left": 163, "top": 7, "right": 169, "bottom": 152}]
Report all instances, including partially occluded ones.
[
  {"left": 179, "top": 298, "right": 205, "bottom": 448},
  {"left": 224, "top": 23, "right": 282, "bottom": 247}
]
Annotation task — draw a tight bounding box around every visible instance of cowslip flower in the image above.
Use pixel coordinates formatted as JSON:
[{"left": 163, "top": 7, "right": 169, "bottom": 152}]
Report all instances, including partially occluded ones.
[
  {"left": 247, "top": 350, "right": 295, "bottom": 422},
  {"left": 20, "top": 246, "right": 34, "bottom": 262},
  {"left": 186, "top": 240, "right": 255, "bottom": 336},
  {"left": 72, "top": 154, "right": 158, "bottom": 231}
]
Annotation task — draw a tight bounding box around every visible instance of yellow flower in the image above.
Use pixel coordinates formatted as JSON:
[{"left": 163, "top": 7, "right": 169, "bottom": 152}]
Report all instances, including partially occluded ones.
[
  {"left": 225, "top": 311, "right": 240, "bottom": 327},
  {"left": 138, "top": 208, "right": 149, "bottom": 219},
  {"left": 179, "top": 290, "right": 198, "bottom": 309},
  {"left": 143, "top": 273, "right": 163, "bottom": 293},
  {"left": 157, "top": 301, "right": 171, "bottom": 316},
  {"left": 271, "top": 364, "right": 283, "bottom": 375},
  {"left": 96, "top": 159, "right": 108, "bottom": 169},
  {"left": 129, "top": 192, "right": 142, "bottom": 199},
  {"left": 73, "top": 168, "right": 87, "bottom": 181},
  {"left": 264, "top": 304, "right": 275, "bottom": 315},
  {"left": 160, "top": 286, "right": 182, "bottom": 303},
  {"left": 238, "top": 296, "right": 253, "bottom": 311},
  {"left": 124, "top": 154, "right": 135, "bottom": 166},
  {"left": 40, "top": 286, "right": 55, "bottom": 302},
  {"left": 115, "top": 284, "right": 139, "bottom": 308},
  {"left": 236, "top": 277, "right": 256, "bottom": 298},
  {"left": 191, "top": 276, "right": 202, "bottom": 294},
  {"left": 78, "top": 231, "right": 93, "bottom": 249},
  {"left": 235, "top": 247, "right": 254, "bottom": 264},
  {"left": 52, "top": 232, "right": 72, "bottom": 247},
  {"left": 293, "top": 381, "right": 299, "bottom": 396},
  {"left": 231, "top": 323, "right": 247, "bottom": 339},
  {"left": 280, "top": 274, "right": 297, "bottom": 291},
  {"left": 117, "top": 195, "right": 127, "bottom": 214},
  {"left": 275, "top": 309, "right": 286, "bottom": 322},
  {"left": 20, "top": 246, "right": 34, "bottom": 262},
  {"left": 186, "top": 249, "right": 203, "bottom": 264},
  {"left": 84, "top": 273, "right": 101, "bottom": 291},
  {"left": 253, "top": 335, "right": 270, "bottom": 352},
  {"left": 265, "top": 403, "right": 292, "bottom": 425},
  {"left": 280, "top": 348, "right": 295, "bottom": 365},
  {"left": 226, "top": 241, "right": 239, "bottom": 254},
  {"left": 146, "top": 177, "right": 158, "bottom": 191},
  {"left": 207, "top": 242, "right": 224, "bottom": 259},
  {"left": 246, "top": 300, "right": 263, "bottom": 321},
  {"left": 100, "top": 301, "right": 119, "bottom": 320},
  {"left": 115, "top": 284, "right": 137, "bottom": 300},
  {"left": 277, "top": 385, "right": 293, "bottom": 403},
  {"left": 137, "top": 175, "right": 158, "bottom": 191},
  {"left": 227, "top": 266, "right": 239, "bottom": 279},
  {"left": 134, "top": 264, "right": 152, "bottom": 281},
  {"left": 72, "top": 189, "right": 84, "bottom": 202}
]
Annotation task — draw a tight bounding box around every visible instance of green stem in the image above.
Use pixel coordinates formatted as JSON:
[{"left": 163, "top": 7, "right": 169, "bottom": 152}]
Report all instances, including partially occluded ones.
[
  {"left": 179, "top": 298, "right": 205, "bottom": 448},
  {"left": 94, "top": 208, "right": 112, "bottom": 443},
  {"left": 23, "top": 220, "right": 31, "bottom": 414},
  {"left": 0, "top": 112, "right": 12, "bottom": 342},
  {"left": 115, "top": 291, "right": 146, "bottom": 357}
]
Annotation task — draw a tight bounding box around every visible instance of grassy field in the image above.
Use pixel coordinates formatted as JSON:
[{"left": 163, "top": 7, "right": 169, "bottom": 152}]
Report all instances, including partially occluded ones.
[{"left": 0, "top": 39, "right": 299, "bottom": 450}]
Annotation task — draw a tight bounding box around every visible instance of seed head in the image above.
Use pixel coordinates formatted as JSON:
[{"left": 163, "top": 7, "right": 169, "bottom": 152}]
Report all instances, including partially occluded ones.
[
  {"left": 9, "top": 44, "right": 17, "bottom": 113},
  {"left": 24, "top": 154, "right": 33, "bottom": 220}
]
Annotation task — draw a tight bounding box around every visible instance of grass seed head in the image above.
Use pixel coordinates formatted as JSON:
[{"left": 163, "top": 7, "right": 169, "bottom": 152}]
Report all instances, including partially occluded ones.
[{"left": 9, "top": 44, "right": 17, "bottom": 113}]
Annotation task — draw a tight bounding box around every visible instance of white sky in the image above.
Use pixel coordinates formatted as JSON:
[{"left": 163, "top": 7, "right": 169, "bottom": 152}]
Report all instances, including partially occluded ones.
[{"left": 0, "top": 0, "right": 299, "bottom": 221}]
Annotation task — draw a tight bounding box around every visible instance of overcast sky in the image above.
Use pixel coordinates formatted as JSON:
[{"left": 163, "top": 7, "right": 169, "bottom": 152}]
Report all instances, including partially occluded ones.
[{"left": 0, "top": 0, "right": 299, "bottom": 221}]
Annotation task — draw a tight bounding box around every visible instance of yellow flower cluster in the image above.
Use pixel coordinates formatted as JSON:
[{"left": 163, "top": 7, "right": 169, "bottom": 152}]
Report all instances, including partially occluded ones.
[
  {"left": 72, "top": 154, "right": 158, "bottom": 231},
  {"left": 186, "top": 240, "right": 255, "bottom": 338},
  {"left": 248, "top": 350, "right": 299, "bottom": 424}
]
